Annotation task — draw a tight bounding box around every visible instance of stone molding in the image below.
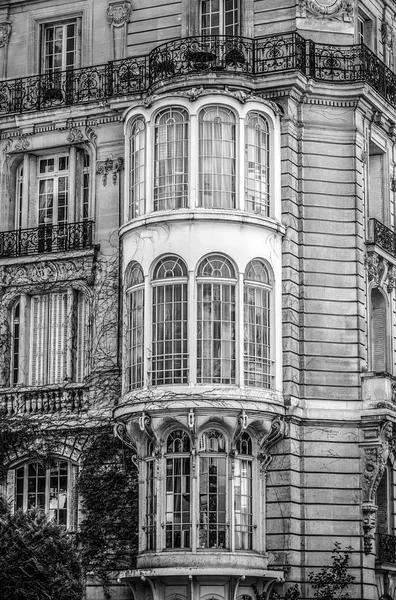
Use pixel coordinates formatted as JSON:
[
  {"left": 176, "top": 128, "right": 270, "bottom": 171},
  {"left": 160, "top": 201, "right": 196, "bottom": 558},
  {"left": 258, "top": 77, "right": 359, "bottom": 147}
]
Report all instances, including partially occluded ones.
[
  {"left": 298, "top": 0, "right": 353, "bottom": 21},
  {"left": 366, "top": 253, "right": 396, "bottom": 293},
  {"left": 96, "top": 157, "right": 124, "bottom": 185},
  {"left": 106, "top": 1, "right": 132, "bottom": 27}
]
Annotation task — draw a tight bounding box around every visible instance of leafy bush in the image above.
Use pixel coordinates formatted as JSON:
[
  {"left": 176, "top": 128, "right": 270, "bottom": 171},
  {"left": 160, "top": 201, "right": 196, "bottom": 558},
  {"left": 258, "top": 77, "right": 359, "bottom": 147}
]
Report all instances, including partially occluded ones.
[{"left": 308, "top": 543, "right": 355, "bottom": 600}]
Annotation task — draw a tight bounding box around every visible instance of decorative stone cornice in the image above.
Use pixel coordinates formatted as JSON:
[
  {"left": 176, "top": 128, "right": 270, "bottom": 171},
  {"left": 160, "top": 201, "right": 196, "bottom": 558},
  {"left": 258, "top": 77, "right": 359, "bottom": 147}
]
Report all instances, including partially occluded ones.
[
  {"left": 0, "top": 22, "right": 12, "bottom": 48},
  {"left": 258, "top": 416, "right": 288, "bottom": 474},
  {"left": 298, "top": 0, "right": 353, "bottom": 21},
  {"left": 107, "top": 1, "right": 132, "bottom": 27},
  {"left": 96, "top": 157, "right": 124, "bottom": 185}
]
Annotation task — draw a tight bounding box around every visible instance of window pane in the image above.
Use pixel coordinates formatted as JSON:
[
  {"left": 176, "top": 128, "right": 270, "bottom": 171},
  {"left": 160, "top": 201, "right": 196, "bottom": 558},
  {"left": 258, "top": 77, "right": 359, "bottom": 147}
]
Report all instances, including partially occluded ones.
[
  {"left": 245, "top": 113, "right": 270, "bottom": 216},
  {"left": 130, "top": 118, "right": 146, "bottom": 219},
  {"left": 146, "top": 460, "right": 156, "bottom": 550},
  {"left": 199, "top": 453, "right": 227, "bottom": 548},
  {"left": 234, "top": 458, "right": 252, "bottom": 549}
]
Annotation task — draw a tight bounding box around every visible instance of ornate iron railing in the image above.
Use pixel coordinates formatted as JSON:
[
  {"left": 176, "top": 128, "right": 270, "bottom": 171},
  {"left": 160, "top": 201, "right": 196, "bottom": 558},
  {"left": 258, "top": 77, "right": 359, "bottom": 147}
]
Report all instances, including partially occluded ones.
[
  {"left": 377, "top": 533, "right": 396, "bottom": 563},
  {"left": 369, "top": 218, "right": 396, "bottom": 257},
  {"left": 0, "top": 385, "right": 88, "bottom": 415},
  {"left": 0, "top": 220, "right": 94, "bottom": 258},
  {"left": 1, "top": 34, "right": 396, "bottom": 115}
]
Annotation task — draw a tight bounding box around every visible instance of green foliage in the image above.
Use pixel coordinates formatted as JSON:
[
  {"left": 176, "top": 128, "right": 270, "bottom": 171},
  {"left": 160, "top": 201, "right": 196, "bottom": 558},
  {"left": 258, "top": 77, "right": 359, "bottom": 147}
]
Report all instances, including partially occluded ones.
[
  {"left": 0, "top": 497, "right": 83, "bottom": 600},
  {"left": 308, "top": 543, "right": 355, "bottom": 600},
  {"left": 77, "top": 429, "right": 139, "bottom": 578}
]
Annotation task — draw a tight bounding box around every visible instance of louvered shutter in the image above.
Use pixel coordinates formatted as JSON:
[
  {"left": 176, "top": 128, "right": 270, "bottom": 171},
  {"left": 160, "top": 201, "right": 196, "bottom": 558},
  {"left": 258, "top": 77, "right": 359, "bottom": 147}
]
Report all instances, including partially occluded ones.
[
  {"left": 31, "top": 295, "right": 47, "bottom": 385},
  {"left": 369, "top": 154, "right": 384, "bottom": 221},
  {"left": 75, "top": 293, "right": 86, "bottom": 382},
  {"left": 7, "top": 469, "right": 15, "bottom": 514},
  {"left": 376, "top": 470, "right": 389, "bottom": 533},
  {"left": 372, "top": 303, "right": 386, "bottom": 372},
  {"left": 48, "top": 293, "right": 68, "bottom": 384}
]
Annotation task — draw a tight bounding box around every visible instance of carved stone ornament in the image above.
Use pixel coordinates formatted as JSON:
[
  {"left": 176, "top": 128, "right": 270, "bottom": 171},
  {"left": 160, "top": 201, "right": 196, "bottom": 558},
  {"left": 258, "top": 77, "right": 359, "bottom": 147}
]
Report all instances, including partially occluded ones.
[
  {"left": 365, "top": 253, "right": 395, "bottom": 293},
  {"left": 0, "top": 256, "right": 96, "bottom": 290},
  {"left": 362, "top": 503, "right": 377, "bottom": 554},
  {"left": 96, "top": 157, "right": 124, "bottom": 186},
  {"left": 0, "top": 22, "right": 12, "bottom": 48},
  {"left": 258, "top": 416, "right": 288, "bottom": 474},
  {"left": 298, "top": 0, "right": 353, "bottom": 22},
  {"left": 366, "top": 254, "right": 380, "bottom": 287},
  {"left": 67, "top": 127, "right": 84, "bottom": 144},
  {"left": 107, "top": 1, "right": 132, "bottom": 27},
  {"left": 114, "top": 421, "right": 139, "bottom": 467},
  {"left": 14, "top": 134, "right": 30, "bottom": 152},
  {"left": 85, "top": 125, "right": 98, "bottom": 148},
  {"left": 381, "top": 22, "right": 393, "bottom": 50}
]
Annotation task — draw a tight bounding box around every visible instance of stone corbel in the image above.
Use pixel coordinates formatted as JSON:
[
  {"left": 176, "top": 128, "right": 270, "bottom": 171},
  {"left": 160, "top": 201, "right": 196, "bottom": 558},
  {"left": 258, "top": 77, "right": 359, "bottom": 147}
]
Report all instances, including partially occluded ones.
[
  {"left": 114, "top": 421, "right": 139, "bottom": 468},
  {"left": 230, "top": 410, "right": 248, "bottom": 475},
  {"left": 361, "top": 421, "right": 394, "bottom": 553},
  {"left": 96, "top": 157, "right": 124, "bottom": 186},
  {"left": 258, "top": 416, "right": 288, "bottom": 474},
  {"left": 107, "top": 1, "right": 132, "bottom": 60},
  {"left": 365, "top": 253, "right": 395, "bottom": 293},
  {"left": 139, "top": 412, "right": 161, "bottom": 459}
]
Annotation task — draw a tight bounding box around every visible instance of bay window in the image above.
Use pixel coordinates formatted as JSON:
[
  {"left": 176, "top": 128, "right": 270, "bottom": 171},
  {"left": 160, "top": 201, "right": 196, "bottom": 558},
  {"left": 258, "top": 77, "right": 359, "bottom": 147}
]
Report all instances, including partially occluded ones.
[
  {"left": 244, "top": 259, "right": 272, "bottom": 388},
  {"left": 151, "top": 256, "right": 188, "bottom": 385},
  {"left": 126, "top": 262, "right": 145, "bottom": 390},
  {"left": 165, "top": 430, "right": 191, "bottom": 548},
  {"left": 129, "top": 117, "right": 146, "bottom": 219}
]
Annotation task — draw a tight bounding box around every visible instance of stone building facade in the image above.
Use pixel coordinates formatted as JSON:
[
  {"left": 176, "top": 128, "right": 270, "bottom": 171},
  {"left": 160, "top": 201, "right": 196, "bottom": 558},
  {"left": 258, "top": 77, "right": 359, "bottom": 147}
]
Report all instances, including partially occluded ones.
[{"left": 1, "top": 0, "right": 396, "bottom": 599}]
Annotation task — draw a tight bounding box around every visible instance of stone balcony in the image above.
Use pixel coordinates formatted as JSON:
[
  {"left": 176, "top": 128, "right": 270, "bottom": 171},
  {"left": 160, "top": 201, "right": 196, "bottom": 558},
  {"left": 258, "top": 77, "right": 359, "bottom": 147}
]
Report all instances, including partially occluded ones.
[
  {"left": 0, "top": 384, "right": 89, "bottom": 415},
  {"left": 362, "top": 373, "right": 396, "bottom": 409},
  {"left": 0, "top": 33, "right": 396, "bottom": 115}
]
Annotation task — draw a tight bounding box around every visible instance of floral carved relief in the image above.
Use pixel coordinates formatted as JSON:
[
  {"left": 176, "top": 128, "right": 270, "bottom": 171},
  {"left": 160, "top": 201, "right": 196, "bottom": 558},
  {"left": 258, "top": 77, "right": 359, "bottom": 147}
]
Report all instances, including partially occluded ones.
[{"left": 298, "top": 0, "right": 353, "bottom": 21}]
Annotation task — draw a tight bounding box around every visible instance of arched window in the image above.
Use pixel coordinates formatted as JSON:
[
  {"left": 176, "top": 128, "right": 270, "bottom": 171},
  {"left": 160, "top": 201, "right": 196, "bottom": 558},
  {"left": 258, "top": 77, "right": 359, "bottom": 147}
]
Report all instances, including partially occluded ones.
[
  {"left": 244, "top": 259, "right": 272, "bottom": 388},
  {"left": 11, "top": 301, "right": 20, "bottom": 386},
  {"left": 129, "top": 117, "right": 146, "bottom": 219},
  {"left": 199, "top": 106, "right": 236, "bottom": 209},
  {"left": 197, "top": 254, "right": 236, "bottom": 384},
  {"left": 154, "top": 108, "right": 189, "bottom": 211},
  {"left": 152, "top": 256, "right": 188, "bottom": 385},
  {"left": 146, "top": 440, "right": 156, "bottom": 550},
  {"left": 234, "top": 432, "right": 253, "bottom": 550},
  {"left": 126, "top": 262, "right": 145, "bottom": 390},
  {"left": 13, "top": 459, "right": 76, "bottom": 529},
  {"left": 165, "top": 430, "right": 191, "bottom": 549},
  {"left": 199, "top": 429, "right": 227, "bottom": 548},
  {"left": 371, "top": 288, "right": 387, "bottom": 373},
  {"left": 245, "top": 112, "right": 269, "bottom": 216}
]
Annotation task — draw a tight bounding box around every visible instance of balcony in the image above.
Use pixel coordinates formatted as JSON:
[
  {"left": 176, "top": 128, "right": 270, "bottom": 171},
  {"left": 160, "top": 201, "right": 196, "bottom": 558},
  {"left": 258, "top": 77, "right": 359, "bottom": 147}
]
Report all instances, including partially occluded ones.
[
  {"left": 0, "top": 33, "right": 396, "bottom": 116},
  {"left": 368, "top": 219, "right": 396, "bottom": 259},
  {"left": 377, "top": 533, "right": 396, "bottom": 564},
  {"left": 0, "top": 220, "right": 94, "bottom": 258},
  {"left": 0, "top": 384, "right": 89, "bottom": 415}
]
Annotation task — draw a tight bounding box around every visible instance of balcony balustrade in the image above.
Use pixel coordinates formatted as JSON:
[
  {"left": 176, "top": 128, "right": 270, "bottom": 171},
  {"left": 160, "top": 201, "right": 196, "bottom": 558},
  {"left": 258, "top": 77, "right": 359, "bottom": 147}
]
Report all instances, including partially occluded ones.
[
  {"left": 0, "top": 384, "right": 88, "bottom": 415},
  {"left": 377, "top": 533, "right": 396, "bottom": 564},
  {"left": 0, "top": 33, "right": 396, "bottom": 115},
  {"left": 0, "top": 220, "right": 94, "bottom": 258},
  {"left": 368, "top": 219, "right": 396, "bottom": 258}
]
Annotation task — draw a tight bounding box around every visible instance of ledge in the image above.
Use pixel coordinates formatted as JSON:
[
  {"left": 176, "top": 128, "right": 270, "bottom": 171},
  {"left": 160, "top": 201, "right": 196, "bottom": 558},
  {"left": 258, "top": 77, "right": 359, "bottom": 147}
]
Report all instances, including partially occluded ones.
[{"left": 119, "top": 566, "right": 284, "bottom": 581}]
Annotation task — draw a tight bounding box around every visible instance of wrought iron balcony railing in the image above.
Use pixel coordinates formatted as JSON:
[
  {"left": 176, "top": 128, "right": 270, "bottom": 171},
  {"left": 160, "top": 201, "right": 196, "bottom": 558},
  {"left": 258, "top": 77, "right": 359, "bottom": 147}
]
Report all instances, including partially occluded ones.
[
  {"left": 1, "top": 33, "right": 396, "bottom": 115},
  {"left": 369, "top": 218, "right": 396, "bottom": 257},
  {"left": 377, "top": 533, "right": 396, "bottom": 563},
  {"left": 0, "top": 220, "right": 94, "bottom": 258},
  {"left": 0, "top": 384, "right": 88, "bottom": 415}
]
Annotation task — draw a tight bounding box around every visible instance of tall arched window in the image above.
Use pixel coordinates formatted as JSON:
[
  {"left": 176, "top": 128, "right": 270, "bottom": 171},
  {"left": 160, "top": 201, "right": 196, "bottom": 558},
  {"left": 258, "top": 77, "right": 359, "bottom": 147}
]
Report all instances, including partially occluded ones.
[
  {"left": 245, "top": 112, "right": 269, "bottom": 216},
  {"left": 199, "top": 106, "right": 236, "bottom": 209},
  {"left": 126, "top": 262, "right": 145, "bottom": 390},
  {"left": 165, "top": 430, "right": 191, "bottom": 549},
  {"left": 197, "top": 254, "right": 236, "bottom": 384},
  {"left": 199, "top": 429, "right": 227, "bottom": 548},
  {"left": 152, "top": 256, "right": 188, "bottom": 385},
  {"left": 371, "top": 288, "right": 387, "bottom": 373},
  {"left": 129, "top": 117, "right": 146, "bottom": 219},
  {"left": 244, "top": 259, "right": 271, "bottom": 388},
  {"left": 234, "top": 432, "right": 253, "bottom": 550},
  {"left": 154, "top": 108, "right": 189, "bottom": 211}
]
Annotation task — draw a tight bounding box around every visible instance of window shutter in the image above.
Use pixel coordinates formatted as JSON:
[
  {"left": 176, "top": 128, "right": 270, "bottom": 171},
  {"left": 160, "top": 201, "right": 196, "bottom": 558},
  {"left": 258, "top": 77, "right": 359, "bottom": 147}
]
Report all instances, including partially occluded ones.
[
  {"left": 369, "top": 154, "right": 384, "bottom": 221},
  {"left": 372, "top": 303, "right": 386, "bottom": 372},
  {"left": 7, "top": 469, "right": 15, "bottom": 514},
  {"left": 376, "top": 470, "right": 389, "bottom": 534},
  {"left": 70, "top": 463, "right": 79, "bottom": 531},
  {"left": 31, "top": 295, "right": 47, "bottom": 385},
  {"left": 75, "top": 293, "right": 86, "bottom": 382},
  {"left": 48, "top": 293, "right": 68, "bottom": 384}
]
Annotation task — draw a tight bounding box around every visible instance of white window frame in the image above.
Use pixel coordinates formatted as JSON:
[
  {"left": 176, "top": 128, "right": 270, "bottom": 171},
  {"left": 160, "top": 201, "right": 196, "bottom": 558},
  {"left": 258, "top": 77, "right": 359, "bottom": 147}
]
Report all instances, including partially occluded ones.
[
  {"left": 200, "top": 0, "right": 239, "bottom": 36},
  {"left": 41, "top": 19, "right": 80, "bottom": 75}
]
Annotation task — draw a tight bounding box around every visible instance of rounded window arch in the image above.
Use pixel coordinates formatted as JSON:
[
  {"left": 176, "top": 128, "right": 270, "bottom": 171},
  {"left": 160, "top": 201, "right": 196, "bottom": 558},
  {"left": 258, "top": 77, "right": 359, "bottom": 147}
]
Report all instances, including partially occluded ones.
[
  {"left": 245, "top": 112, "right": 270, "bottom": 216},
  {"left": 198, "top": 106, "right": 236, "bottom": 209},
  {"left": 154, "top": 107, "right": 189, "bottom": 212},
  {"left": 199, "top": 428, "right": 227, "bottom": 549},
  {"left": 125, "top": 261, "right": 144, "bottom": 390},
  {"left": 165, "top": 429, "right": 191, "bottom": 549},
  {"left": 129, "top": 116, "right": 146, "bottom": 220},
  {"left": 244, "top": 259, "right": 272, "bottom": 388},
  {"left": 151, "top": 255, "right": 188, "bottom": 385},
  {"left": 235, "top": 431, "right": 253, "bottom": 550},
  {"left": 371, "top": 287, "right": 388, "bottom": 373},
  {"left": 197, "top": 254, "right": 237, "bottom": 384}
]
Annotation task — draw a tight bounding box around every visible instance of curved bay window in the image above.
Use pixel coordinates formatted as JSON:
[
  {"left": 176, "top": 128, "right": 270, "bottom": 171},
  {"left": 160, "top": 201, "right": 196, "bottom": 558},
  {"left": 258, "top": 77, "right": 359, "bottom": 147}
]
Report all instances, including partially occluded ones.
[
  {"left": 245, "top": 113, "right": 269, "bottom": 216},
  {"left": 234, "top": 432, "right": 253, "bottom": 550},
  {"left": 154, "top": 108, "right": 189, "bottom": 211},
  {"left": 199, "top": 106, "right": 236, "bottom": 209},
  {"left": 13, "top": 459, "right": 75, "bottom": 528},
  {"left": 197, "top": 254, "right": 236, "bottom": 384},
  {"left": 165, "top": 430, "right": 191, "bottom": 548},
  {"left": 244, "top": 259, "right": 271, "bottom": 388},
  {"left": 152, "top": 256, "right": 188, "bottom": 385},
  {"left": 126, "top": 262, "right": 145, "bottom": 390},
  {"left": 129, "top": 117, "right": 146, "bottom": 219},
  {"left": 199, "top": 429, "right": 227, "bottom": 548}
]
